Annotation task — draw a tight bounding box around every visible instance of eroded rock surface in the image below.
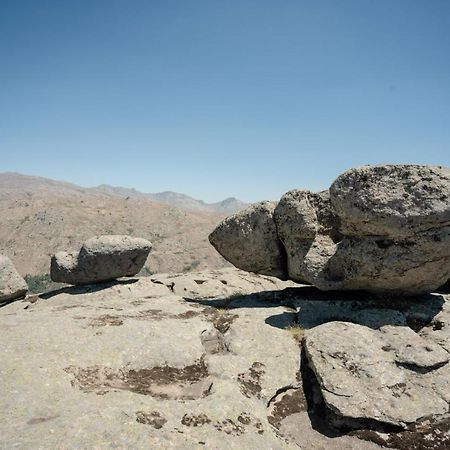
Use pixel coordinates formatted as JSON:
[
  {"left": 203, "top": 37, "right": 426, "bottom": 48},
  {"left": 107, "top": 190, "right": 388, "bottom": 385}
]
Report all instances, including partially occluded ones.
[
  {"left": 51, "top": 235, "right": 152, "bottom": 285},
  {"left": 2, "top": 269, "right": 449, "bottom": 449},
  {"left": 209, "top": 164, "right": 450, "bottom": 295},
  {"left": 0, "top": 255, "right": 28, "bottom": 303}
]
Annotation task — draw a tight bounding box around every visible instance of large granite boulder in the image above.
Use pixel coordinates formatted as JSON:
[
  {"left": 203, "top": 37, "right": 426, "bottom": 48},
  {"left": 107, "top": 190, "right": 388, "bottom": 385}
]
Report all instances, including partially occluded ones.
[
  {"left": 0, "top": 255, "right": 28, "bottom": 303},
  {"left": 209, "top": 165, "right": 450, "bottom": 295},
  {"left": 209, "top": 201, "right": 287, "bottom": 280},
  {"left": 51, "top": 235, "right": 152, "bottom": 285}
]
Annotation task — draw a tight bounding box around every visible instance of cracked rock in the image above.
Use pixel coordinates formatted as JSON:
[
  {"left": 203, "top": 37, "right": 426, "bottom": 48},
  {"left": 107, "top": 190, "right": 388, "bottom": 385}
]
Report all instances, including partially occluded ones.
[
  {"left": 201, "top": 325, "right": 228, "bottom": 354},
  {"left": 303, "top": 321, "right": 450, "bottom": 428}
]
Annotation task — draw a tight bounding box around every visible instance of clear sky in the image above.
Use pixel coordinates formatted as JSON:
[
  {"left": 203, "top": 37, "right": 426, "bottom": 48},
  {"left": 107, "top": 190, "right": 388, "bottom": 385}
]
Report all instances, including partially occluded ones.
[{"left": 1, "top": 0, "right": 449, "bottom": 202}]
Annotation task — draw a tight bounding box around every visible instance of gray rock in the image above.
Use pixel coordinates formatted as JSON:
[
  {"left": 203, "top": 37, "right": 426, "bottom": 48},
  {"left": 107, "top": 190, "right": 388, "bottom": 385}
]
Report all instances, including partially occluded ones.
[
  {"left": 0, "top": 255, "right": 28, "bottom": 303},
  {"left": 274, "top": 190, "right": 341, "bottom": 283},
  {"left": 330, "top": 165, "right": 450, "bottom": 237},
  {"left": 304, "top": 321, "right": 450, "bottom": 428},
  {"left": 51, "top": 235, "right": 152, "bottom": 285},
  {"left": 210, "top": 164, "right": 450, "bottom": 295},
  {"left": 1, "top": 267, "right": 449, "bottom": 448},
  {"left": 0, "top": 268, "right": 301, "bottom": 449},
  {"left": 209, "top": 201, "right": 287, "bottom": 279},
  {"left": 303, "top": 229, "right": 450, "bottom": 295}
]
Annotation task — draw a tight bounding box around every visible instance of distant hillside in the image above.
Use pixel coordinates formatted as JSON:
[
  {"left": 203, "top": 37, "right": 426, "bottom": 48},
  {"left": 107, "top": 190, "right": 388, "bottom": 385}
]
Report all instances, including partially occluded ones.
[
  {"left": 0, "top": 173, "right": 233, "bottom": 276},
  {"left": 0, "top": 173, "right": 248, "bottom": 214}
]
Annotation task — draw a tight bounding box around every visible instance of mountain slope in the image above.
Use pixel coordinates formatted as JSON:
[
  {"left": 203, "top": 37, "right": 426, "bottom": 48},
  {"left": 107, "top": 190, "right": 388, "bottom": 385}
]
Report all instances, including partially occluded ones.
[{"left": 0, "top": 173, "right": 231, "bottom": 276}]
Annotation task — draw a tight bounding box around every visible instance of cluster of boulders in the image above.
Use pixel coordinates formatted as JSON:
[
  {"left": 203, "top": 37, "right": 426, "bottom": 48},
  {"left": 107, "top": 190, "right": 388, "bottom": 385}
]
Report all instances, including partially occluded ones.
[
  {"left": 0, "top": 235, "right": 152, "bottom": 303},
  {"left": 207, "top": 164, "right": 450, "bottom": 440},
  {"left": 209, "top": 164, "right": 450, "bottom": 295}
]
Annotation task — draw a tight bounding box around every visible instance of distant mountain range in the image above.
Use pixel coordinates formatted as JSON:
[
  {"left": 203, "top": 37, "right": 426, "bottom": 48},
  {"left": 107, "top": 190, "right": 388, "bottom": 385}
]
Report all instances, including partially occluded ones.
[
  {"left": 0, "top": 172, "right": 248, "bottom": 214},
  {"left": 93, "top": 184, "right": 248, "bottom": 214}
]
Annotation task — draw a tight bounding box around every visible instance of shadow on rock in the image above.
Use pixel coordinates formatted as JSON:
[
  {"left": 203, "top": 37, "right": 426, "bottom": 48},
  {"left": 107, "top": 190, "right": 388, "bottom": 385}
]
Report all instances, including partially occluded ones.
[
  {"left": 0, "top": 293, "right": 27, "bottom": 309},
  {"left": 186, "top": 285, "right": 446, "bottom": 332},
  {"left": 38, "top": 278, "right": 139, "bottom": 300}
]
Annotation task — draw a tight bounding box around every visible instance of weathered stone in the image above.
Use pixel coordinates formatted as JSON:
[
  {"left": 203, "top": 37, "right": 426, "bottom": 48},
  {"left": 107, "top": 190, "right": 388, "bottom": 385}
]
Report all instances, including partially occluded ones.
[
  {"left": 303, "top": 229, "right": 450, "bottom": 295},
  {"left": 330, "top": 165, "right": 450, "bottom": 237},
  {"left": 0, "top": 255, "right": 28, "bottom": 303},
  {"left": 0, "top": 269, "right": 302, "bottom": 449},
  {"left": 210, "top": 164, "right": 450, "bottom": 295},
  {"left": 304, "top": 321, "right": 450, "bottom": 428},
  {"left": 2, "top": 268, "right": 449, "bottom": 448},
  {"left": 209, "top": 201, "right": 287, "bottom": 279},
  {"left": 50, "top": 235, "right": 152, "bottom": 285}
]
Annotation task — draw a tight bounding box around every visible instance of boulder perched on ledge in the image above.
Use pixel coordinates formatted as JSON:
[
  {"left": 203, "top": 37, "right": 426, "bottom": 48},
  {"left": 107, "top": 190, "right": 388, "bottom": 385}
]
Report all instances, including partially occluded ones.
[
  {"left": 51, "top": 235, "right": 152, "bottom": 285},
  {"left": 0, "top": 255, "right": 28, "bottom": 303},
  {"left": 209, "top": 165, "right": 450, "bottom": 295}
]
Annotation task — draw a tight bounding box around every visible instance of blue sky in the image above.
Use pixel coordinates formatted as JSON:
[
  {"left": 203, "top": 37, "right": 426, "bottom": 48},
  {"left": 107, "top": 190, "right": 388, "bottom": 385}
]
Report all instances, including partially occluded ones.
[{"left": 1, "top": 0, "right": 449, "bottom": 202}]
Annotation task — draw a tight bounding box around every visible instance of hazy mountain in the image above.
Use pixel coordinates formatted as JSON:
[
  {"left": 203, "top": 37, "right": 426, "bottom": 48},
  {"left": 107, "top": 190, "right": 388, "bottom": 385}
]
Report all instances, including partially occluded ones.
[{"left": 92, "top": 184, "right": 248, "bottom": 214}]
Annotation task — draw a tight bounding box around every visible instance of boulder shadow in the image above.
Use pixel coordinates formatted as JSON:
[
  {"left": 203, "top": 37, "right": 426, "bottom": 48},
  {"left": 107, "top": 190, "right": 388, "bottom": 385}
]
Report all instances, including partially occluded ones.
[
  {"left": 0, "top": 293, "right": 27, "bottom": 308},
  {"left": 38, "top": 278, "right": 139, "bottom": 300},
  {"left": 185, "top": 285, "right": 446, "bottom": 332}
]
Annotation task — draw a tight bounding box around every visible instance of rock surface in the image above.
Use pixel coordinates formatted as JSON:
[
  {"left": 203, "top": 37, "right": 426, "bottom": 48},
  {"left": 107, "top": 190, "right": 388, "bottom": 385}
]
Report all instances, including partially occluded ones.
[
  {"left": 304, "top": 321, "right": 449, "bottom": 428},
  {"left": 2, "top": 268, "right": 449, "bottom": 449},
  {"left": 0, "top": 255, "right": 28, "bottom": 303},
  {"left": 51, "top": 235, "right": 152, "bottom": 285},
  {"left": 330, "top": 165, "right": 450, "bottom": 237},
  {"left": 210, "top": 164, "right": 450, "bottom": 295}
]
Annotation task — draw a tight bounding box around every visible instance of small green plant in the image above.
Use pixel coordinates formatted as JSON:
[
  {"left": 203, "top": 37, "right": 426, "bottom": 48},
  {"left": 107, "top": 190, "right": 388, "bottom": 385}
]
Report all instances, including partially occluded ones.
[
  {"left": 24, "top": 274, "right": 64, "bottom": 294},
  {"left": 286, "top": 324, "right": 305, "bottom": 343}
]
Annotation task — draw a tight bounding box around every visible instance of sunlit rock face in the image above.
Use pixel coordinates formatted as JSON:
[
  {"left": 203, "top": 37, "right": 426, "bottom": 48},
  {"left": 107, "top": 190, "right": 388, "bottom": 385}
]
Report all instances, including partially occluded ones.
[
  {"left": 209, "top": 165, "right": 450, "bottom": 295},
  {"left": 51, "top": 235, "right": 152, "bottom": 285},
  {"left": 0, "top": 255, "right": 28, "bottom": 303}
]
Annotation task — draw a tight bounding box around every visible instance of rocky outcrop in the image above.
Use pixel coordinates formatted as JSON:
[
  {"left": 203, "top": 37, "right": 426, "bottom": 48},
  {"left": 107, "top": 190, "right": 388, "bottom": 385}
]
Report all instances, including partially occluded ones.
[
  {"left": 50, "top": 235, "right": 152, "bottom": 285},
  {"left": 0, "top": 269, "right": 302, "bottom": 449},
  {"left": 0, "top": 255, "right": 28, "bottom": 303},
  {"left": 1, "top": 268, "right": 449, "bottom": 449},
  {"left": 209, "top": 164, "right": 450, "bottom": 295}
]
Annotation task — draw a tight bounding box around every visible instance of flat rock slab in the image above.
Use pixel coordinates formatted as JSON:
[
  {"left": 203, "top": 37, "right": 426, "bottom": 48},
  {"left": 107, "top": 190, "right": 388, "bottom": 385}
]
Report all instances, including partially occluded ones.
[
  {"left": 2, "top": 269, "right": 448, "bottom": 449},
  {"left": 51, "top": 235, "right": 152, "bottom": 285},
  {"left": 304, "top": 321, "right": 450, "bottom": 428},
  {"left": 0, "top": 269, "right": 304, "bottom": 449}
]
